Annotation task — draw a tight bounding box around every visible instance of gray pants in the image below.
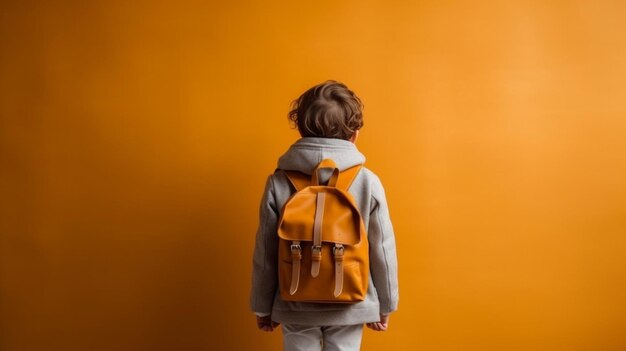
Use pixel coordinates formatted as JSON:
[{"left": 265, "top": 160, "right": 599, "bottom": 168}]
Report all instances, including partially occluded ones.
[{"left": 282, "top": 324, "right": 364, "bottom": 351}]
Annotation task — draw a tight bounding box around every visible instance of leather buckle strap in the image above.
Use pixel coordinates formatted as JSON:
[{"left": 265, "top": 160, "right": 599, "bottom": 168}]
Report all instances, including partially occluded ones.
[
  {"left": 311, "top": 245, "right": 322, "bottom": 273},
  {"left": 311, "top": 192, "right": 326, "bottom": 277},
  {"left": 289, "top": 241, "right": 301, "bottom": 295},
  {"left": 333, "top": 244, "right": 345, "bottom": 297}
]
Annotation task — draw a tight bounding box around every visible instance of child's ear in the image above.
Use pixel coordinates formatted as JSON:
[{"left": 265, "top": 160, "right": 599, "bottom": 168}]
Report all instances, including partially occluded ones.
[{"left": 350, "top": 130, "right": 359, "bottom": 143}]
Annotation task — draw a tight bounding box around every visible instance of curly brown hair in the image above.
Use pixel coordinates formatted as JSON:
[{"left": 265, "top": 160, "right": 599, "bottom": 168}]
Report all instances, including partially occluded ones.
[{"left": 288, "top": 80, "right": 363, "bottom": 140}]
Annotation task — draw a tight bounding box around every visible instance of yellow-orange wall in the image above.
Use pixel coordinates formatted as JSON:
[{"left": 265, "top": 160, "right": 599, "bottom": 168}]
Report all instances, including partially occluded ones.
[{"left": 1, "top": 1, "right": 626, "bottom": 350}]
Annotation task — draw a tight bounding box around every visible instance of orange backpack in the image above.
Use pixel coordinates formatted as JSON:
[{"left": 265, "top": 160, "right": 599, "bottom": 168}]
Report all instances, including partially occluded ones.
[{"left": 277, "top": 159, "right": 369, "bottom": 303}]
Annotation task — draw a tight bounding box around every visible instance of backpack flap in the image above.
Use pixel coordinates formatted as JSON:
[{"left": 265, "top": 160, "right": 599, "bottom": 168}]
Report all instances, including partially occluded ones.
[{"left": 278, "top": 188, "right": 363, "bottom": 246}]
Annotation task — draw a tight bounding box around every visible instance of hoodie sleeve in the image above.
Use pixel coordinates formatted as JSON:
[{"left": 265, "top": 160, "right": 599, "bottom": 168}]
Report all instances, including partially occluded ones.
[
  {"left": 368, "top": 176, "right": 400, "bottom": 314},
  {"left": 250, "top": 174, "right": 280, "bottom": 315}
]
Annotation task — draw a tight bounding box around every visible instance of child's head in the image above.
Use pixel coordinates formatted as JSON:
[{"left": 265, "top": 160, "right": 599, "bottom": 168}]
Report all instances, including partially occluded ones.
[{"left": 288, "top": 80, "right": 363, "bottom": 141}]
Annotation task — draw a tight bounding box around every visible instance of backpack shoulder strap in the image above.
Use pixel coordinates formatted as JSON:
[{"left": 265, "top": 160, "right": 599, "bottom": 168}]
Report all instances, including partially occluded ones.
[
  {"left": 335, "top": 164, "right": 363, "bottom": 191},
  {"left": 278, "top": 164, "right": 362, "bottom": 192}
]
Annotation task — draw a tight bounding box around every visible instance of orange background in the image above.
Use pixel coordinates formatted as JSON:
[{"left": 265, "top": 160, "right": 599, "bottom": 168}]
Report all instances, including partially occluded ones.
[{"left": 2, "top": 1, "right": 626, "bottom": 350}]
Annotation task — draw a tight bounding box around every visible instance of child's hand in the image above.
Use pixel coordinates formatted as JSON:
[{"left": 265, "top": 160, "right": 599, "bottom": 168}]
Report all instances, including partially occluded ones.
[
  {"left": 256, "top": 315, "right": 280, "bottom": 332},
  {"left": 366, "top": 313, "right": 389, "bottom": 331}
]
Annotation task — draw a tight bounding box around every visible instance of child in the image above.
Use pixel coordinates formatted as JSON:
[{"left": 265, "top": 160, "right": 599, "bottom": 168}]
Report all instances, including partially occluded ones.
[{"left": 250, "top": 80, "right": 399, "bottom": 351}]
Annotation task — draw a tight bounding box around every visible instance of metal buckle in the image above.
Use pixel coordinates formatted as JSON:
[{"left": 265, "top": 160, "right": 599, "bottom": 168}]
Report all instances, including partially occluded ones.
[
  {"left": 290, "top": 243, "right": 301, "bottom": 252},
  {"left": 333, "top": 245, "right": 344, "bottom": 256},
  {"left": 311, "top": 245, "right": 322, "bottom": 254}
]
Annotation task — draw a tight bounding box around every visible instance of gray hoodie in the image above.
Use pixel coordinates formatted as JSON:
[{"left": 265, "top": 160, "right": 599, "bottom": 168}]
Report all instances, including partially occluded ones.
[{"left": 250, "top": 137, "right": 399, "bottom": 326}]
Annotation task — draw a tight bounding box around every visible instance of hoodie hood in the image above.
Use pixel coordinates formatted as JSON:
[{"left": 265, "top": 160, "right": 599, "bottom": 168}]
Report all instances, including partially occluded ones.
[{"left": 277, "top": 137, "right": 366, "bottom": 174}]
